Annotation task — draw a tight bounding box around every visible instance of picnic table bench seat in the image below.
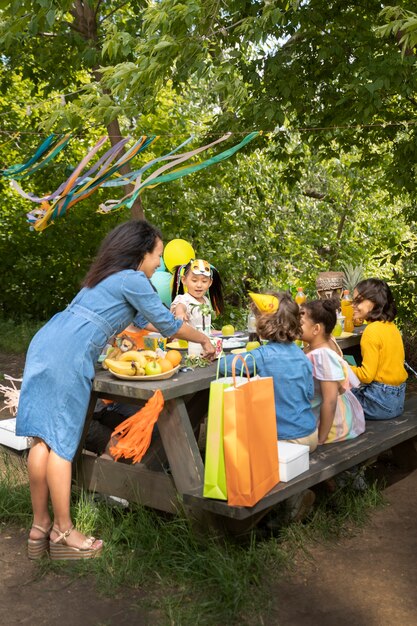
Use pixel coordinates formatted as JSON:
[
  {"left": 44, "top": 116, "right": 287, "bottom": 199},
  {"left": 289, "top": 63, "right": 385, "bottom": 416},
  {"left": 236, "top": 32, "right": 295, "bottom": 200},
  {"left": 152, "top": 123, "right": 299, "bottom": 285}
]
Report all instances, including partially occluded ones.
[
  {"left": 77, "top": 358, "right": 417, "bottom": 535},
  {"left": 182, "top": 389, "right": 417, "bottom": 522}
]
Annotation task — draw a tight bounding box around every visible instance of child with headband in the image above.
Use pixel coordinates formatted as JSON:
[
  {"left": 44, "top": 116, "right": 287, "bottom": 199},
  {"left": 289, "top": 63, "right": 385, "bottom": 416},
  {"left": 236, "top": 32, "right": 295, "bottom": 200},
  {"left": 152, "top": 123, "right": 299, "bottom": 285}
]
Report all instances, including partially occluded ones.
[{"left": 170, "top": 259, "right": 224, "bottom": 333}]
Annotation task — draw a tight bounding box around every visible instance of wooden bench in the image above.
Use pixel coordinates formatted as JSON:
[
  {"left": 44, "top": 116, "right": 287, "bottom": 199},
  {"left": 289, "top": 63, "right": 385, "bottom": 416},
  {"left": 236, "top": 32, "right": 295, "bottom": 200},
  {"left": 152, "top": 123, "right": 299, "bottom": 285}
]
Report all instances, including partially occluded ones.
[{"left": 183, "top": 389, "right": 417, "bottom": 528}]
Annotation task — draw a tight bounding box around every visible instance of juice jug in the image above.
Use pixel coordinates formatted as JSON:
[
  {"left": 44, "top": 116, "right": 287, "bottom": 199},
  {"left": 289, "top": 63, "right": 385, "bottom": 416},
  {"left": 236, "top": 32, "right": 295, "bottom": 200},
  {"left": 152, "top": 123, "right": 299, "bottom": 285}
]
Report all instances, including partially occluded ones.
[
  {"left": 295, "top": 287, "right": 306, "bottom": 306},
  {"left": 341, "top": 290, "right": 354, "bottom": 332}
]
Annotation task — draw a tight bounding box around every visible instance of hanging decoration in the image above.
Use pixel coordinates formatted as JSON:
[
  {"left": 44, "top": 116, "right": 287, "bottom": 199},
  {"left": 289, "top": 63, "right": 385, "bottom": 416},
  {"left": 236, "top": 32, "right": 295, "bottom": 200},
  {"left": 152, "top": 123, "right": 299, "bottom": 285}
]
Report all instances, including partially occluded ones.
[
  {"left": 98, "top": 131, "right": 259, "bottom": 214},
  {"left": 4, "top": 130, "right": 260, "bottom": 231},
  {"left": 1, "top": 134, "right": 71, "bottom": 179}
]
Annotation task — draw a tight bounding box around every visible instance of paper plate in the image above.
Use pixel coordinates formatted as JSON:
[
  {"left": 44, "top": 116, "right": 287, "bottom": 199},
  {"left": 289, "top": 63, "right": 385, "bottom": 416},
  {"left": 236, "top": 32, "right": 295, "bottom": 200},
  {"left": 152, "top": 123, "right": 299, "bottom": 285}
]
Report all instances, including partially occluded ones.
[
  {"left": 222, "top": 339, "right": 246, "bottom": 350},
  {"left": 230, "top": 348, "right": 247, "bottom": 355},
  {"left": 109, "top": 364, "right": 181, "bottom": 381},
  {"left": 166, "top": 341, "right": 188, "bottom": 350},
  {"left": 339, "top": 331, "right": 354, "bottom": 339}
]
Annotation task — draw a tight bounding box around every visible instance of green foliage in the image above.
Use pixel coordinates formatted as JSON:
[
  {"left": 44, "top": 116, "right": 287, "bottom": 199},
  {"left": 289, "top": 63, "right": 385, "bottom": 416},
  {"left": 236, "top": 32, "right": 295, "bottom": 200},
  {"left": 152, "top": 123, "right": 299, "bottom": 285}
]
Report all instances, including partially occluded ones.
[{"left": 0, "top": 445, "right": 386, "bottom": 625}]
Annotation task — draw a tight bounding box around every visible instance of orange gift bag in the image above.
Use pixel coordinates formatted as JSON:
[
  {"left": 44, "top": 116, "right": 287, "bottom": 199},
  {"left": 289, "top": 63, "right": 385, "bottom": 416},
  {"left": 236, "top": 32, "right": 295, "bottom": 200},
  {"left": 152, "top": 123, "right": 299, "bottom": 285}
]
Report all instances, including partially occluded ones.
[{"left": 223, "top": 355, "right": 279, "bottom": 507}]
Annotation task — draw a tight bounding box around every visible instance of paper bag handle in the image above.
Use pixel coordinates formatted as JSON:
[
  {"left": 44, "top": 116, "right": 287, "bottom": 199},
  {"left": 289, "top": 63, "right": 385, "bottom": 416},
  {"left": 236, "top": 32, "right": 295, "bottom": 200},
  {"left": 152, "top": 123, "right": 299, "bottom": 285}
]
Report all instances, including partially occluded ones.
[
  {"left": 231, "top": 354, "right": 251, "bottom": 387},
  {"left": 216, "top": 352, "right": 257, "bottom": 380}
]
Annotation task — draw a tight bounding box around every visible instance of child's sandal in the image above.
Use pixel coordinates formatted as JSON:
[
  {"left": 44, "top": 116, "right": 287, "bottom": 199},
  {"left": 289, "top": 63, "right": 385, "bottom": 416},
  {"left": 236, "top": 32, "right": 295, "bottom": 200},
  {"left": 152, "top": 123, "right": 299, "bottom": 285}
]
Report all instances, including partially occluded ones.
[
  {"left": 49, "top": 525, "right": 103, "bottom": 560},
  {"left": 28, "top": 523, "right": 52, "bottom": 560}
]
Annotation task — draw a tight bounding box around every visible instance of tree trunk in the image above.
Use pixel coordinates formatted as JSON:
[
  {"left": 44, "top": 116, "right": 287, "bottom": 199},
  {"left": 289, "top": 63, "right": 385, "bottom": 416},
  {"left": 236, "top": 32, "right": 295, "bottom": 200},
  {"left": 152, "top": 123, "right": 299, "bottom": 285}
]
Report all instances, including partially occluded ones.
[{"left": 70, "top": 1, "right": 145, "bottom": 220}]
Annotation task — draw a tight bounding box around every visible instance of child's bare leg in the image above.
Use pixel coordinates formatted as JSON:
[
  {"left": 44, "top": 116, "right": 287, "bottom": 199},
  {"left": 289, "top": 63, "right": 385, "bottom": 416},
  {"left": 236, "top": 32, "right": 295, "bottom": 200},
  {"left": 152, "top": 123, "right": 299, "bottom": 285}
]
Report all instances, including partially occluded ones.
[
  {"left": 27, "top": 439, "right": 52, "bottom": 539},
  {"left": 47, "top": 450, "right": 101, "bottom": 549}
]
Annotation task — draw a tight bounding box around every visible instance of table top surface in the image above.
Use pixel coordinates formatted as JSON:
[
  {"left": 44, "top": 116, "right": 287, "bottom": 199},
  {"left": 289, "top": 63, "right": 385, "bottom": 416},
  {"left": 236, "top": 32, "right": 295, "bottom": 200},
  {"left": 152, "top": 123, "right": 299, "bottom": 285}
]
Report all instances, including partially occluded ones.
[
  {"left": 93, "top": 362, "right": 218, "bottom": 400},
  {"left": 93, "top": 327, "right": 364, "bottom": 400}
]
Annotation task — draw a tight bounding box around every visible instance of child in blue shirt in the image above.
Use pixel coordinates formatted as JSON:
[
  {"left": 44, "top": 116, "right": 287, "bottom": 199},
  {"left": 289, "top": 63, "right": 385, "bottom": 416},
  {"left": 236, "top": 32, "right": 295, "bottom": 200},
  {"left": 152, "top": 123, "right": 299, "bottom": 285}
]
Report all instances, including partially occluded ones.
[{"left": 219, "top": 291, "right": 317, "bottom": 451}]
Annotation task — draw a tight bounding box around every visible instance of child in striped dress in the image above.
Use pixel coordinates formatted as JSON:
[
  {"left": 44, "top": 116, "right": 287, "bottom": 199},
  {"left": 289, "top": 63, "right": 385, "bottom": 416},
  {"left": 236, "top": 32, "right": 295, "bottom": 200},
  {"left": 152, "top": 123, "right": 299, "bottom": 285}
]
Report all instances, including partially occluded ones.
[{"left": 300, "top": 298, "right": 365, "bottom": 445}]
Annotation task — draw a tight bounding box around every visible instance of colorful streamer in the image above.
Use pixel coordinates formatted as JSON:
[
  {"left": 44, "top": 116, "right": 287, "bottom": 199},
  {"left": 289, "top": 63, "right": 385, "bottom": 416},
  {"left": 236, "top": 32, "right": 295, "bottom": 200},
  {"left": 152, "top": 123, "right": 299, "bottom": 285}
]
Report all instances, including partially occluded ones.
[
  {"left": 1, "top": 134, "right": 71, "bottom": 179},
  {"left": 99, "top": 132, "right": 260, "bottom": 213},
  {"left": 4, "top": 130, "right": 260, "bottom": 231}
]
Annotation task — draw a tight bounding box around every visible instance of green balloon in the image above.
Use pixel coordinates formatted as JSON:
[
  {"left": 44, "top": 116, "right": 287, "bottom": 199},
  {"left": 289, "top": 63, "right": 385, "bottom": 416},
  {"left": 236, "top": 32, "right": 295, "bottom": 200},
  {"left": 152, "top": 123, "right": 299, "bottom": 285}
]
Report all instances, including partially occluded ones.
[{"left": 150, "top": 271, "right": 172, "bottom": 307}]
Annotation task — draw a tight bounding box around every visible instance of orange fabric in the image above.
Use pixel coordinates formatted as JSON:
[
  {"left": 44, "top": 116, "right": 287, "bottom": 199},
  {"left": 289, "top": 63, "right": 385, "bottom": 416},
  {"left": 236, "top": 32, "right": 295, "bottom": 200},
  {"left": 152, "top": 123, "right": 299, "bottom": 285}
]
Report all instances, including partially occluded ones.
[
  {"left": 223, "top": 355, "right": 279, "bottom": 506},
  {"left": 109, "top": 390, "right": 164, "bottom": 463}
]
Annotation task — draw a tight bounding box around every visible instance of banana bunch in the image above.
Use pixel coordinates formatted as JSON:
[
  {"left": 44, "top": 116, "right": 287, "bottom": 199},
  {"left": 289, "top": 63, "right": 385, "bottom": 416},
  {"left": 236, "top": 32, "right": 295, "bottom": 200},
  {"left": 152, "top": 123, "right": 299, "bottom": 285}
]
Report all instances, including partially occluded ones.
[
  {"left": 103, "top": 358, "right": 145, "bottom": 376},
  {"left": 104, "top": 349, "right": 158, "bottom": 376}
]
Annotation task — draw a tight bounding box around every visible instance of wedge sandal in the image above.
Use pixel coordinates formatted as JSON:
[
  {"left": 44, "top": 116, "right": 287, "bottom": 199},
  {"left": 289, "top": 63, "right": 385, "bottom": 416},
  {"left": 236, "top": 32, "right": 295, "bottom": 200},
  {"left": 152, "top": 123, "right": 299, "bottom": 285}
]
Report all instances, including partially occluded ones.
[
  {"left": 49, "top": 525, "right": 103, "bottom": 560},
  {"left": 28, "top": 523, "right": 52, "bottom": 560}
]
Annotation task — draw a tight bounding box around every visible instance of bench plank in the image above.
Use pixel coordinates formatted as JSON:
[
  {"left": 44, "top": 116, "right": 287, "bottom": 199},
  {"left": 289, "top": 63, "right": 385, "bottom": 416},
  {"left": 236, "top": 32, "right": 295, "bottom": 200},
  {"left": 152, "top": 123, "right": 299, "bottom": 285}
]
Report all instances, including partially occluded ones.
[{"left": 183, "top": 391, "right": 417, "bottom": 520}]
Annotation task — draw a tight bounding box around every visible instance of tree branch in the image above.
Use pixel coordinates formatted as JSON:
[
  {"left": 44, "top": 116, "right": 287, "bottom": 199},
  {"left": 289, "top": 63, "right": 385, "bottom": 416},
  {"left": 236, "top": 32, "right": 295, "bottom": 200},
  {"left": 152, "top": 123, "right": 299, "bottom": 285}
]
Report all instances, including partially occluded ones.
[{"left": 303, "top": 188, "right": 335, "bottom": 203}]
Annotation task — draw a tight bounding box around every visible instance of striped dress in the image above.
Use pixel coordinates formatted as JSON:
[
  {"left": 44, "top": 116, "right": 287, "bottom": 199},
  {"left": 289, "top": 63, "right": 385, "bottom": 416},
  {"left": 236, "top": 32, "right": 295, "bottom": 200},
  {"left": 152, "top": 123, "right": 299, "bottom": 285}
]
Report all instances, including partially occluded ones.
[{"left": 306, "top": 347, "right": 365, "bottom": 443}]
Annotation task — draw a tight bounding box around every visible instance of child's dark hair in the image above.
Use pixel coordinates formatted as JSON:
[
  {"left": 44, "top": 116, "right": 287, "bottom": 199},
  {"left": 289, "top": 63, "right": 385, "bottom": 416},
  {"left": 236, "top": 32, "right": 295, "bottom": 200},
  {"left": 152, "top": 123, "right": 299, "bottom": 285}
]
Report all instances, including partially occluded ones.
[
  {"left": 171, "top": 261, "right": 224, "bottom": 315},
  {"left": 302, "top": 298, "right": 339, "bottom": 336},
  {"left": 83, "top": 220, "right": 162, "bottom": 288},
  {"left": 354, "top": 278, "right": 397, "bottom": 322},
  {"left": 254, "top": 291, "right": 301, "bottom": 343}
]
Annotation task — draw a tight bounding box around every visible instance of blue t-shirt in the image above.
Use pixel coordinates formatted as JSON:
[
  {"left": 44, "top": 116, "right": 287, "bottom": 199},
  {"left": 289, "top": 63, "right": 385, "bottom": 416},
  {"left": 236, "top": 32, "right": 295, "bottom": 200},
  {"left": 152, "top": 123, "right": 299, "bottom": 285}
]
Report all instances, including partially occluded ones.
[{"left": 219, "top": 342, "right": 316, "bottom": 440}]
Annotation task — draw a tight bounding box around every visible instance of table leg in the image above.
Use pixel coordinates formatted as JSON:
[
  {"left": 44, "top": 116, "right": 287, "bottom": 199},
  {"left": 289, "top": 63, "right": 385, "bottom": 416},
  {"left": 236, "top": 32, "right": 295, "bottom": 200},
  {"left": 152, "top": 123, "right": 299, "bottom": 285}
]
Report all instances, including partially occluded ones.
[{"left": 156, "top": 396, "right": 205, "bottom": 493}]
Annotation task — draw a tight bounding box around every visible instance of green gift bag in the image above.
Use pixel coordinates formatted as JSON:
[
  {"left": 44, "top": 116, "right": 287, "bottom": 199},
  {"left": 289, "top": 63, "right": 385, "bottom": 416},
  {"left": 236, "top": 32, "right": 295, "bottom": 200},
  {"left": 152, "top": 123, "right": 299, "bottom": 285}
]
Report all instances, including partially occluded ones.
[
  {"left": 203, "top": 355, "right": 256, "bottom": 500},
  {"left": 203, "top": 356, "right": 232, "bottom": 500}
]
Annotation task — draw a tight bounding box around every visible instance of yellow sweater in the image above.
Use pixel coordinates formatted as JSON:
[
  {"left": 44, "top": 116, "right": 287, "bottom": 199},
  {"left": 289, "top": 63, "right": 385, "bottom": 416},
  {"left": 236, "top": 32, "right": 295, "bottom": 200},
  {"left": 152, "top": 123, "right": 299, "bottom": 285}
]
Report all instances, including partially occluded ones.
[{"left": 351, "top": 321, "right": 408, "bottom": 386}]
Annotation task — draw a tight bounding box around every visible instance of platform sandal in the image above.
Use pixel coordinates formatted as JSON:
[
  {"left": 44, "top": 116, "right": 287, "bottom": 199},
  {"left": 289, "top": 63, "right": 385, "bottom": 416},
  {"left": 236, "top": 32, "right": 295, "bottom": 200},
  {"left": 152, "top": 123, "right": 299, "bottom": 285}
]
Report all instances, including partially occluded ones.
[
  {"left": 28, "top": 523, "right": 52, "bottom": 560},
  {"left": 49, "top": 525, "right": 103, "bottom": 560}
]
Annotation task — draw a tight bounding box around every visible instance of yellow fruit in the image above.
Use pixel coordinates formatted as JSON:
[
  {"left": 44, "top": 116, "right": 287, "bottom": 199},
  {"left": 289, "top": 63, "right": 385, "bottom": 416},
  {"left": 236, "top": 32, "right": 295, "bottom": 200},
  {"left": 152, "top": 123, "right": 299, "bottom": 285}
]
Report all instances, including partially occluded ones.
[
  {"left": 118, "top": 350, "right": 142, "bottom": 362},
  {"left": 104, "top": 359, "right": 137, "bottom": 376},
  {"left": 221, "top": 324, "right": 235, "bottom": 336},
  {"left": 246, "top": 341, "right": 260, "bottom": 351},
  {"left": 158, "top": 358, "right": 174, "bottom": 373},
  {"left": 141, "top": 350, "right": 157, "bottom": 359},
  {"left": 166, "top": 350, "right": 182, "bottom": 367}
]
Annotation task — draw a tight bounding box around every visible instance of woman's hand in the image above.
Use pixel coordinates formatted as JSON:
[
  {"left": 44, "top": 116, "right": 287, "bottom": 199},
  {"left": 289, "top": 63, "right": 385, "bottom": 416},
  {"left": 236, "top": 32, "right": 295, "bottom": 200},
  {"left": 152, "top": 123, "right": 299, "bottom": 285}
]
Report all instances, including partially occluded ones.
[{"left": 201, "top": 337, "right": 216, "bottom": 360}]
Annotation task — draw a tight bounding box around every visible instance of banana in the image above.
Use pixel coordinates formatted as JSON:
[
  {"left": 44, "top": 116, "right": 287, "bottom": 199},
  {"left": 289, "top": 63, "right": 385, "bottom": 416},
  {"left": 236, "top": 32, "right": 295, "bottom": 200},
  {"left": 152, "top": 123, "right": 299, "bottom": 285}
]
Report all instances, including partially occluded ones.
[
  {"left": 104, "top": 358, "right": 137, "bottom": 376},
  {"left": 118, "top": 350, "right": 143, "bottom": 362},
  {"left": 141, "top": 350, "right": 157, "bottom": 359}
]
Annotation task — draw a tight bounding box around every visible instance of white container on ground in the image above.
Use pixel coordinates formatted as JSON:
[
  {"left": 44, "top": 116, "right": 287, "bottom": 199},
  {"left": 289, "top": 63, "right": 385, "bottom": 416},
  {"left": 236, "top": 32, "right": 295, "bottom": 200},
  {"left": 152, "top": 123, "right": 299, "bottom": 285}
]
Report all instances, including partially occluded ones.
[
  {"left": 277, "top": 441, "right": 309, "bottom": 482},
  {"left": 0, "top": 418, "right": 31, "bottom": 451}
]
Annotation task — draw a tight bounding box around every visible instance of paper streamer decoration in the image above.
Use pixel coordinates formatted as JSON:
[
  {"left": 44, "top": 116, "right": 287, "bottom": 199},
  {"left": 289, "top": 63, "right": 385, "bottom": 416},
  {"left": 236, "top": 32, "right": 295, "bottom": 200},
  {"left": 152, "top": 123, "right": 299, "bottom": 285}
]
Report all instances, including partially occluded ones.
[
  {"left": 99, "top": 132, "right": 259, "bottom": 214},
  {"left": 1, "top": 134, "right": 71, "bottom": 179},
  {"left": 5, "top": 130, "right": 260, "bottom": 231}
]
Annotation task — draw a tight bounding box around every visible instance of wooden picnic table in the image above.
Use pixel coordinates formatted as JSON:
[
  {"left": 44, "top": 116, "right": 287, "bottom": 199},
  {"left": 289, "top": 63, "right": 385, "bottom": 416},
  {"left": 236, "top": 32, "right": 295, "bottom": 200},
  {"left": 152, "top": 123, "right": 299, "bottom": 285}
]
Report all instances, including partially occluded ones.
[
  {"left": 75, "top": 363, "right": 218, "bottom": 516},
  {"left": 74, "top": 330, "right": 367, "bottom": 531}
]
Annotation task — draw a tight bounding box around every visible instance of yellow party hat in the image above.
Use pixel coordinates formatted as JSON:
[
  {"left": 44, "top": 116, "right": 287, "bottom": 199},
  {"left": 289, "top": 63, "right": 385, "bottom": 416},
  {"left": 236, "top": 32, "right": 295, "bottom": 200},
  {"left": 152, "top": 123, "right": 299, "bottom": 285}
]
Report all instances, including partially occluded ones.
[{"left": 249, "top": 292, "right": 279, "bottom": 313}]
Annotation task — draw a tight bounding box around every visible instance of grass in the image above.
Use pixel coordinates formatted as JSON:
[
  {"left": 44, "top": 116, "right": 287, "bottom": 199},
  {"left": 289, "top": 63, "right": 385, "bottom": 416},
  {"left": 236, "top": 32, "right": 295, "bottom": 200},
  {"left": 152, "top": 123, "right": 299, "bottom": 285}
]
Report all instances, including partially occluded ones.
[
  {"left": 0, "top": 446, "right": 386, "bottom": 625},
  {"left": 0, "top": 317, "right": 44, "bottom": 353}
]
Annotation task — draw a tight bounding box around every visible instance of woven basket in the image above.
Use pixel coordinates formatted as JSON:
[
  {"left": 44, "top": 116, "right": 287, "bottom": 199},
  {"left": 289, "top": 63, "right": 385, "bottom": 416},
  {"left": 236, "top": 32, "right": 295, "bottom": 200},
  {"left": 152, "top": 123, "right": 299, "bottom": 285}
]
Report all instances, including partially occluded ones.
[{"left": 316, "top": 271, "right": 344, "bottom": 300}]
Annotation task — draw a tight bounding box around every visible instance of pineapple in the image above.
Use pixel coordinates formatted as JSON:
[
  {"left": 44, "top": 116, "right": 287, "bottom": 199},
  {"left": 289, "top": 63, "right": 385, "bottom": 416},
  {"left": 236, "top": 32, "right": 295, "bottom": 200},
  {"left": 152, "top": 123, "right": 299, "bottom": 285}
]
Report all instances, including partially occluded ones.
[
  {"left": 341, "top": 263, "right": 364, "bottom": 294},
  {"left": 341, "top": 263, "right": 365, "bottom": 326}
]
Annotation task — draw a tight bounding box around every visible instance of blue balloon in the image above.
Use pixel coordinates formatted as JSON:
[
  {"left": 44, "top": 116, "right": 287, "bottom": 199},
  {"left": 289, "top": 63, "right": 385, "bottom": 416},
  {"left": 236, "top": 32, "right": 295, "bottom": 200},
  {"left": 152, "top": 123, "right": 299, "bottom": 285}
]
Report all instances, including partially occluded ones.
[
  {"left": 156, "top": 257, "right": 166, "bottom": 272},
  {"left": 150, "top": 271, "right": 172, "bottom": 307}
]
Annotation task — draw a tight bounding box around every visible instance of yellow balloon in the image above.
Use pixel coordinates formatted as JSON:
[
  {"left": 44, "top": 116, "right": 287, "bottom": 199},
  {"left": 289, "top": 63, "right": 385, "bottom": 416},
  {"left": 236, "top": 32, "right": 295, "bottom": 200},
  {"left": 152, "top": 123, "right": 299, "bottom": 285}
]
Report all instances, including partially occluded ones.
[
  {"left": 249, "top": 292, "right": 279, "bottom": 313},
  {"left": 164, "top": 239, "right": 195, "bottom": 273}
]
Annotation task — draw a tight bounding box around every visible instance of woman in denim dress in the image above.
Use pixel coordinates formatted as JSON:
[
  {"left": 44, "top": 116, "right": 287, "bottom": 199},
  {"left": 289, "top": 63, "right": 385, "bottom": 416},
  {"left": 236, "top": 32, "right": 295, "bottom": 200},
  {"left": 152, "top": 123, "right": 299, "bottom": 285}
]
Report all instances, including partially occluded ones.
[{"left": 16, "top": 220, "right": 215, "bottom": 560}]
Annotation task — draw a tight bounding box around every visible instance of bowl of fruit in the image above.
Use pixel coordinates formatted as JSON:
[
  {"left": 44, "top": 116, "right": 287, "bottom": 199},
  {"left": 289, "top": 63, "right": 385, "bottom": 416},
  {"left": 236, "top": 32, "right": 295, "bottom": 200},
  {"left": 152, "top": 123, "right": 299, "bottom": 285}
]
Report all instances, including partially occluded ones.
[{"left": 103, "top": 349, "right": 183, "bottom": 381}]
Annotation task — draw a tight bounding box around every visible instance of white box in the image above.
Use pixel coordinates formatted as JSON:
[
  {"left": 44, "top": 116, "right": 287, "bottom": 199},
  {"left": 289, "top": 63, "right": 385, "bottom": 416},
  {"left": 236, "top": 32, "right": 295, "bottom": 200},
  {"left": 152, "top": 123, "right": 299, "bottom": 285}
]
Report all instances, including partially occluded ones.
[
  {"left": 0, "top": 418, "right": 31, "bottom": 451},
  {"left": 277, "top": 441, "right": 309, "bottom": 482}
]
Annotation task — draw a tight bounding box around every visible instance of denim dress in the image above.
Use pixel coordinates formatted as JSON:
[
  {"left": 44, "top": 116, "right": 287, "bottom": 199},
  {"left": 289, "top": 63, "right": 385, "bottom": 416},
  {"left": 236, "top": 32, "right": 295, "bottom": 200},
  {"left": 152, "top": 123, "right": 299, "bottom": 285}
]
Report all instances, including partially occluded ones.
[{"left": 16, "top": 270, "right": 182, "bottom": 461}]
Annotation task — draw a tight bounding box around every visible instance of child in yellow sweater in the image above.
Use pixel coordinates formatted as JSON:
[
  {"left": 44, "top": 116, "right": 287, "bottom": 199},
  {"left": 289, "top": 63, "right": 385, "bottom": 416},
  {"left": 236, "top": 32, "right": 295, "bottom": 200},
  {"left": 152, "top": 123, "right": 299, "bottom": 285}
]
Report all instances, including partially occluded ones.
[{"left": 351, "top": 278, "right": 407, "bottom": 419}]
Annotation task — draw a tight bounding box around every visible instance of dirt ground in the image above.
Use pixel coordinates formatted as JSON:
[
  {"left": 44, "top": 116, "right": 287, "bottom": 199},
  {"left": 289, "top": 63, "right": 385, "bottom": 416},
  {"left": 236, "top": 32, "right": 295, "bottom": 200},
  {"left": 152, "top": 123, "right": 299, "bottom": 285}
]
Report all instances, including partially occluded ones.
[{"left": 1, "top": 353, "right": 417, "bottom": 625}]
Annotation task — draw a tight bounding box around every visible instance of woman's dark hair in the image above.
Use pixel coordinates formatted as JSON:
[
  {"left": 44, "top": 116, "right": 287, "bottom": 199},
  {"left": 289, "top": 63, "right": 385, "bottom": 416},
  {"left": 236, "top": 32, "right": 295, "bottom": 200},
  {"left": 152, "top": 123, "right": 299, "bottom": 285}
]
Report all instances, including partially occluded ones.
[
  {"left": 255, "top": 291, "right": 300, "bottom": 343},
  {"left": 83, "top": 220, "right": 162, "bottom": 288},
  {"left": 170, "top": 261, "right": 224, "bottom": 315},
  {"left": 302, "top": 298, "right": 339, "bottom": 336},
  {"left": 354, "top": 278, "right": 397, "bottom": 322}
]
